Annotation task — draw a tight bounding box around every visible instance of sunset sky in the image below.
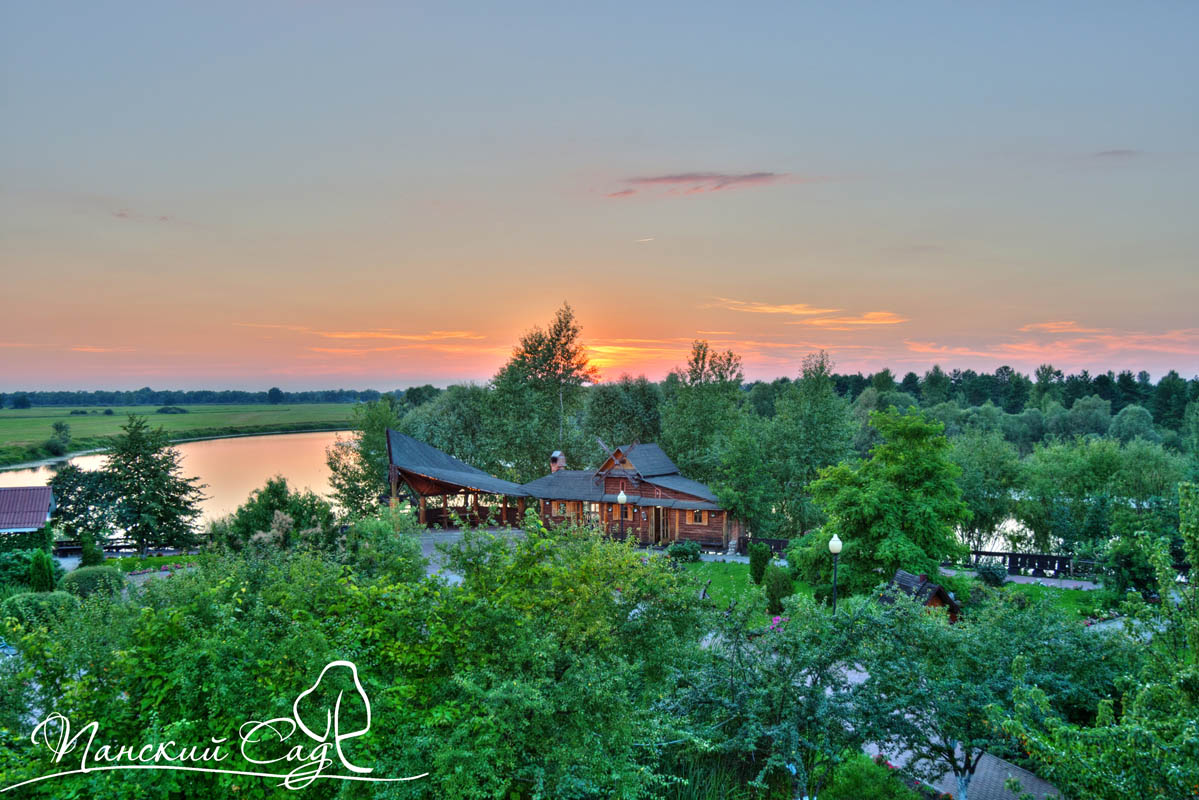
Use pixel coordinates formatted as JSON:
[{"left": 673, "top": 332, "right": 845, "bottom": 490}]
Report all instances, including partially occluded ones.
[{"left": 2, "top": 2, "right": 1197, "bottom": 390}]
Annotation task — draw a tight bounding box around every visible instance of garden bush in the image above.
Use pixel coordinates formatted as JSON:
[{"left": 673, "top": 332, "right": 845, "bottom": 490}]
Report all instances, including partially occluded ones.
[
  {"left": 0, "top": 549, "right": 65, "bottom": 588},
  {"left": 27, "top": 549, "right": 56, "bottom": 592},
  {"left": 342, "top": 512, "right": 426, "bottom": 583},
  {"left": 749, "top": 542, "right": 772, "bottom": 585},
  {"left": 0, "top": 591, "right": 79, "bottom": 628},
  {"left": 763, "top": 565, "right": 794, "bottom": 614},
  {"left": 976, "top": 561, "right": 1008, "bottom": 587},
  {"left": 58, "top": 566, "right": 126, "bottom": 599},
  {"left": 79, "top": 535, "right": 106, "bottom": 566},
  {"left": 823, "top": 754, "right": 921, "bottom": 800},
  {"left": 1103, "top": 532, "right": 1159, "bottom": 598},
  {"left": 667, "top": 539, "right": 702, "bottom": 563}
]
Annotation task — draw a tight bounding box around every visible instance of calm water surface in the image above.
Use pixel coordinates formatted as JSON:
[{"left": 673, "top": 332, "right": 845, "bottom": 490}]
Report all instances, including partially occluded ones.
[{"left": 0, "top": 431, "right": 345, "bottom": 521}]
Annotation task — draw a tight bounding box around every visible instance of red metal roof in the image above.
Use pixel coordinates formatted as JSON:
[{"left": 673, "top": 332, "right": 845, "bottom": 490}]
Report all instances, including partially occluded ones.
[{"left": 0, "top": 486, "right": 54, "bottom": 532}]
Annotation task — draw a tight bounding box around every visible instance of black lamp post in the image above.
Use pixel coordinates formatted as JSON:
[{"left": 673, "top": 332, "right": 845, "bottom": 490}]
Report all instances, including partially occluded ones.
[
  {"left": 617, "top": 489, "right": 627, "bottom": 538},
  {"left": 829, "top": 533, "right": 843, "bottom": 614}
]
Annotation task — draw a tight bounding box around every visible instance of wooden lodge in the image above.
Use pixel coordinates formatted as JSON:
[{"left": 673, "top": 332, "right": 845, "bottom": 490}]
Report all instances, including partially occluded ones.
[
  {"left": 386, "top": 431, "right": 741, "bottom": 550},
  {"left": 521, "top": 442, "right": 740, "bottom": 550}
]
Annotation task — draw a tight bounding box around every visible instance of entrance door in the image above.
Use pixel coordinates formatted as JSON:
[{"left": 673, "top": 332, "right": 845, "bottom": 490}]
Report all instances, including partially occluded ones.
[{"left": 653, "top": 508, "right": 666, "bottom": 545}]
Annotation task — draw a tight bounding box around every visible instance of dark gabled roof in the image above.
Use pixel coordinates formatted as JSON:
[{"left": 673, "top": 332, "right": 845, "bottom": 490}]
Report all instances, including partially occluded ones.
[
  {"left": 0, "top": 486, "right": 54, "bottom": 533},
  {"left": 644, "top": 474, "right": 718, "bottom": 503},
  {"left": 386, "top": 430, "right": 526, "bottom": 496},
  {"left": 614, "top": 443, "right": 679, "bottom": 477},
  {"left": 880, "top": 569, "right": 961, "bottom": 616},
  {"left": 520, "top": 470, "right": 604, "bottom": 501}
]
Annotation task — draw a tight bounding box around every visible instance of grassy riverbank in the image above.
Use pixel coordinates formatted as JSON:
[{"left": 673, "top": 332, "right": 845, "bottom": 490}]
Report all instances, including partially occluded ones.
[{"left": 0, "top": 403, "right": 356, "bottom": 467}]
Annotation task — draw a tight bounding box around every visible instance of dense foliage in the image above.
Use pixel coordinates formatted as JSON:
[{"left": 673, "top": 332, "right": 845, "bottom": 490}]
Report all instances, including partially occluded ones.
[{"left": 793, "top": 409, "right": 969, "bottom": 594}]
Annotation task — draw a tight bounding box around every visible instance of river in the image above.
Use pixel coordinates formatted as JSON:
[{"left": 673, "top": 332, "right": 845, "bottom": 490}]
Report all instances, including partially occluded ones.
[{"left": 0, "top": 431, "right": 345, "bottom": 521}]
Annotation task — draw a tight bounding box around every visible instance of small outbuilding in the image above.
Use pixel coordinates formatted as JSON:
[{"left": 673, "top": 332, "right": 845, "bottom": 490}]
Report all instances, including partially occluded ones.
[
  {"left": 879, "top": 569, "right": 961, "bottom": 622},
  {"left": 0, "top": 486, "right": 55, "bottom": 535}
]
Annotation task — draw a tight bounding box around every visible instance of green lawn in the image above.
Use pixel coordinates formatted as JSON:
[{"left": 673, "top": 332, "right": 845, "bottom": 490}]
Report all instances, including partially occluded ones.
[
  {"left": 0, "top": 403, "right": 355, "bottom": 466},
  {"left": 685, "top": 560, "right": 815, "bottom": 624},
  {"left": 685, "top": 561, "right": 1104, "bottom": 623},
  {"left": 105, "top": 553, "right": 211, "bottom": 573},
  {"left": 1003, "top": 581, "right": 1112, "bottom": 619}
]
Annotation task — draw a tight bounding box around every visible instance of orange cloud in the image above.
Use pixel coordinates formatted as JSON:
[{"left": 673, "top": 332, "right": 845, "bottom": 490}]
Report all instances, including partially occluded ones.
[
  {"left": 791, "top": 311, "right": 910, "bottom": 330},
  {"left": 713, "top": 297, "right": 841, "bottom": 316},
  {"left": 314, "top": 329, "right": 485, "bottom": 341},
  {"left": 71, "top": 345, "right": 135, "bottom": 353}
]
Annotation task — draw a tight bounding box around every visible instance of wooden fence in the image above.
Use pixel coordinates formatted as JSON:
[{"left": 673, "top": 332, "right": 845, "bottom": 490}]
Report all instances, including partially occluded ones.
[
  {"left": 736, "top": 537, "right": 791, "bottom": 557},
  {"left": 52, "top": 535, "right": 210, "bottom": 558}
]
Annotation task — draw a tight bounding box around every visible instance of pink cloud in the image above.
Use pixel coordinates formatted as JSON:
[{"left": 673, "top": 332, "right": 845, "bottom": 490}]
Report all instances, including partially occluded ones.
[{"left": 1018, "top": 320, "right": 1109, "bottom": 334}]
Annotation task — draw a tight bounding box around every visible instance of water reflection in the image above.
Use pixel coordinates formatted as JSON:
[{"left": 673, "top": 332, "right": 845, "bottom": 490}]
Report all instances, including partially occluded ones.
[{"left": 0, "top": 431, "right": 343, "bottom": 521}]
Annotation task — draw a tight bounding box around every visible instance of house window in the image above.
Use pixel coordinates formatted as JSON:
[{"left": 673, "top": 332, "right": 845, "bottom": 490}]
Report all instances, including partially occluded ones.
[
  {"left": 691, "top": 509, "right": 705, "bottom": 524},
  {"left": 623, "top": 504, "right": 633, "bottom": 520},
  {"left": 558, "top": 502, "right": 567, "bottom": 516}
]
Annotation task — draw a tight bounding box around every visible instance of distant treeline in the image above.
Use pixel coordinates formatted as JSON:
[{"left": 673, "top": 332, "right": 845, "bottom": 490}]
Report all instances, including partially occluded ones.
[{"left": 0, "top": 386, "right": 441, "bottom": 409}]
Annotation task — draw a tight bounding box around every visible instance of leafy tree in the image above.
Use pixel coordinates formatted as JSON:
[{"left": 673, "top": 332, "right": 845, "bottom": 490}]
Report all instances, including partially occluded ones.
[
  {"left": 266, "top": 386, "right": 284, "bottom": 404},
  {"left": 493, "top": 302, "right": 598, "bottom": 451},
  {"left": 326, "top": 395, "right": 402, "bottom": 518},
  {"left": 400, "top": 383, "right": 441, "bottom": 407},
  {"left": 661, "top": 340, "right": 744, "bottom": 483},
  {"left": 773, "top": 351, "right": 856, "bottom": 532},
  {"left": 745, "top": 377, "right": 789, "bottom": 417},
  {"left": 1000, "top": 407, "right": 1045, "bottom": 456},
  {"left": 104, "top": 415, "right": 205, "bottom": 556},
  {"left": 1046, "top": 393, "right": 1111, "bottom": 438},
  {"left": 1115, "top": 370, "right": 1144, "bottom": 410},
  {"left": 713, "top": 413, "right": 777, "bottom": 536},
  {"left": 582, "top": 375, "right": 662, "bottom": 452},
  {"left": 716, "top": 352, "right": 855, "bottom": 537},
  {"left": 49, "top": 464, "right": 116, "bottom": 555},
  {"left": 850, "top": 386, "right": 918, "bottom": 455},
  {"left": 675, "top": 595, "right": 870, "bottom": 800},
  {"left": 806, "top": 409, "right": 969, "bottom": 594},
  {"left": 949, "top": 429, "right": 1020, "bottom": 551},
  {"left": 993, "top": 365, "right": 1031, "bottom": 413},
  {"left": 1108, "top": 403, "right": 1160, "bottom": 443},
  {"left": 1001, "top": 483, "right": 1199, "bottom": 800},
  {"left": 1062, "top": 370, "right": 1093, "bottom": 408},
  {"left": 10, "top": 393, "right": 31, "bottom": 409},
  {"left": 860, "top": 592, "right": 1129, "bottom": 800},
  {"left": 1153, "top": 369, "right": 1189, "bottom": 430},
  {"left": 1016, "top": 437, "right": 1122, "bottom": 552},
  {"left": 1031, "top": 363, "right": 1064, "bottom": 409},
  {"left": 899, "top": 371, "right": 921, "bottom": 397},
  {"left": 920, "top": 364, "right": 951, "bottom": 406}
]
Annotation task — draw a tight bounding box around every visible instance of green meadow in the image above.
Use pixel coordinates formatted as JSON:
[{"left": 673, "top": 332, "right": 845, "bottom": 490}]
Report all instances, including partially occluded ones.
[{"left": 0, "top": 404, "right": 355, "bottom": 467}]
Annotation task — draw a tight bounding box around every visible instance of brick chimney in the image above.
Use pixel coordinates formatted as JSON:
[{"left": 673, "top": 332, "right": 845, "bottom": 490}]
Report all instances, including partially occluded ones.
[{"left": 550, "top": 451, "right": 566, "bottom": 473}]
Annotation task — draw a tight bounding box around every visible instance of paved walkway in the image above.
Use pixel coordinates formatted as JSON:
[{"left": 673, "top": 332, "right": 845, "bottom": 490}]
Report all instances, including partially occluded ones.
[{"left": 940, "top": 567, "right": 1100, "bottom": 591}]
